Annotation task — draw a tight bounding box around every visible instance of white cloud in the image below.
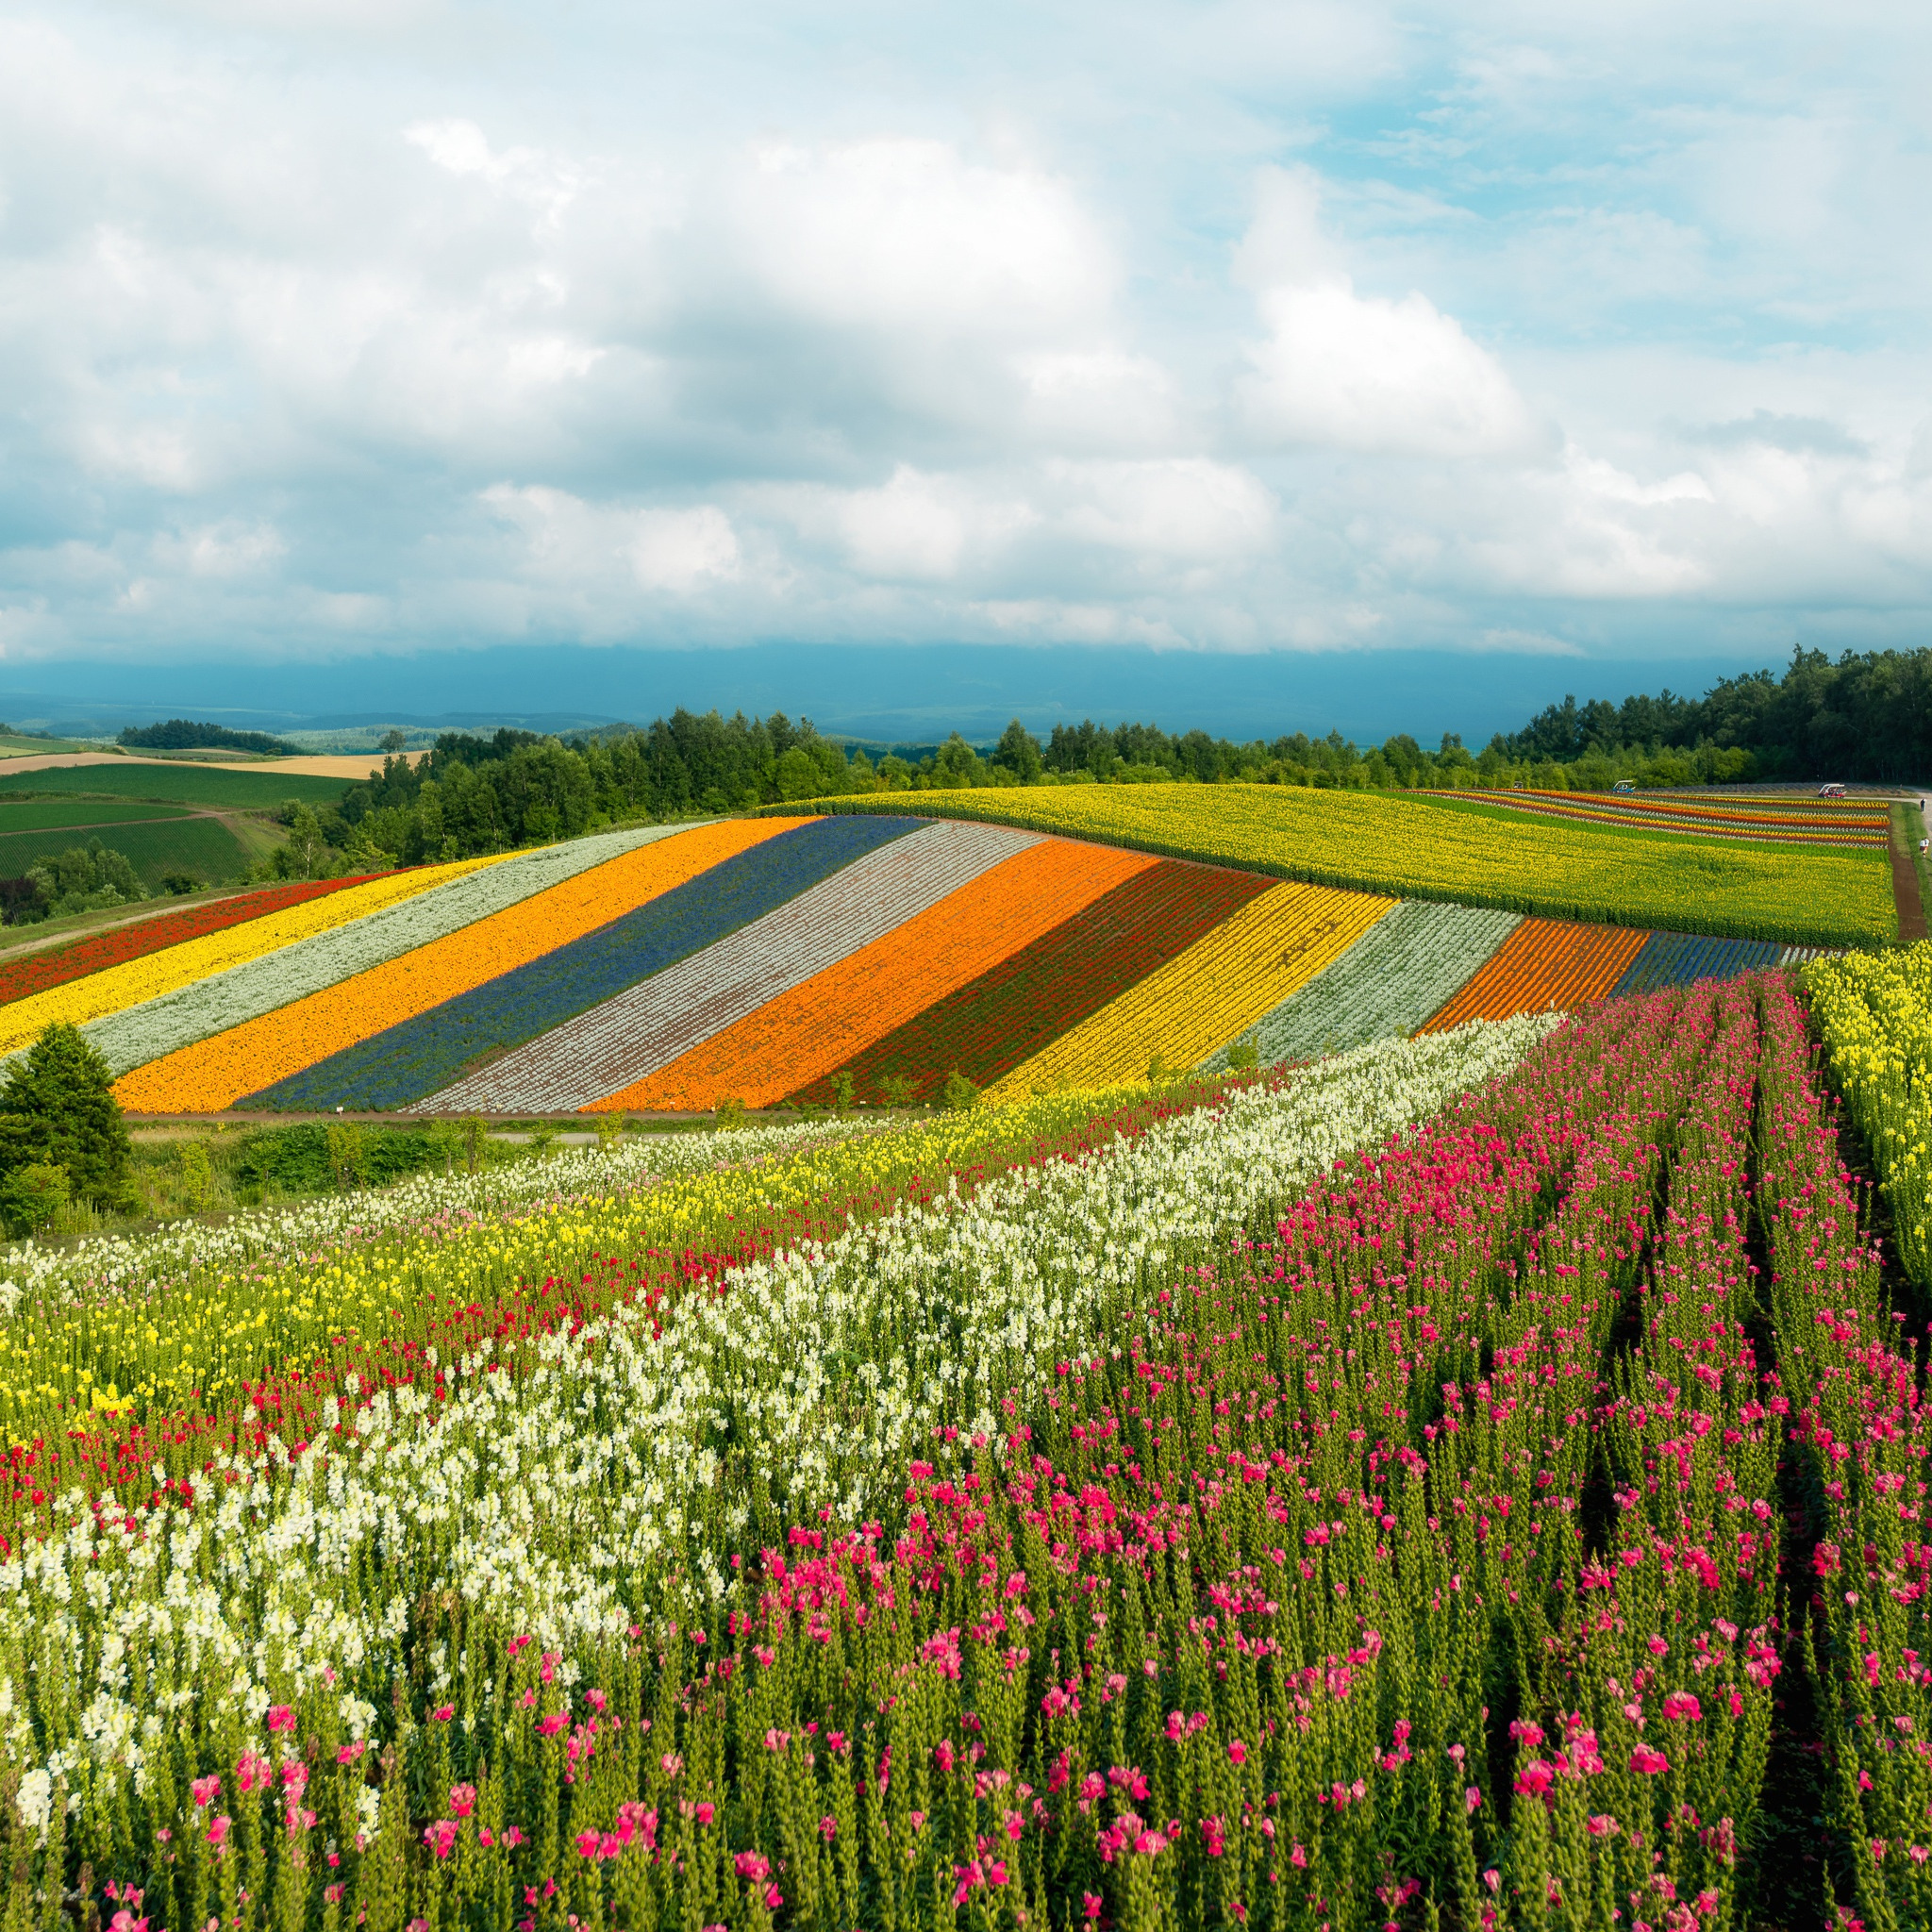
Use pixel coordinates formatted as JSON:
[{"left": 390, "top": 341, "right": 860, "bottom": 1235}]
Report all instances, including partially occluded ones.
[
  {"left": 482, "top": 486, "right": 741, "bottom": 595},
  {"left": 726, "top": 139, "right": 1115, "bottom": 338}
]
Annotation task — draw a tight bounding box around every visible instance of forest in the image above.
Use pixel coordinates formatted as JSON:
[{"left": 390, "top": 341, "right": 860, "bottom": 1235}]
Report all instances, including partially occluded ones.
[{"left": 299, "top": 642, "right": 1923, "bottom": 865}]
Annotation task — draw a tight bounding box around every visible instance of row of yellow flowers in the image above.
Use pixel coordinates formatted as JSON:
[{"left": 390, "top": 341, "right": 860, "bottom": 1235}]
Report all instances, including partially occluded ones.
[
  {"left": 0, "top": 857, "right": 503, "bottom": 1058},
  {"left": 991, "top": 878, "right": 1392, "bottom": 1094},
  {"left": 0, "top": 1085, "right": 1165, "bottom": 1441},
  {"left": 1805, "top": 941, "right": 1932, "bottom": 1288},
  {"left": 110, "top": 820, "right": 799, "bottom": 1113},
  {"left": 769, "top": 783, "right": 1895, "bottom": 947}
]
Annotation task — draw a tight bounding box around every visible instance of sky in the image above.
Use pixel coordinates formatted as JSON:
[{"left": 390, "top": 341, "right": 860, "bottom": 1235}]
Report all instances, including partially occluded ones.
[{"left": 0, "top": 0, "right": 1928, "bottom": 738}]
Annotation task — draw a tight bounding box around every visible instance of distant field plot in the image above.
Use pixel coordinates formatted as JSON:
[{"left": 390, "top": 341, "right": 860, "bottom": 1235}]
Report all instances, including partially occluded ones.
[
  {"left": 0, "top": 816, "right": 252, "bottom": 890},
  {"left": 1204, "top": 899, "right": 1523, "bottom": 1069},
  {"left": 785, "top": 783, "right": 1892, "bottom": 946},
  {"left": 0, "top": 765, "right": 348, "bottom": 808},
  {"left": 991, "top": 879, "right": 1393, "bottom": 1095},
  {"left": 1420, "top": 917, "right": 1649, "bottom": 1032},
  {"left": 1410, "top": 788, "right": 1890, "bottom": 847},
  {"left": 786, "top": 856, "right": 1258, "bottom": 1106},
  {"left": 0, "top": 799, "right": 192, "bottom": 835}
]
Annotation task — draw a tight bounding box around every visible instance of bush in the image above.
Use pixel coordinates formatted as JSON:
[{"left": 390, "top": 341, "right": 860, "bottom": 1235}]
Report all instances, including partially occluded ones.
[
  {"left": 21, "top": 840, "right": 144, "bottom": 922},
  {"left": 1, "top": 1162, "right": 68, "bottom": 1235},
  {"left": 940, "top": 1070, "right": 978, "bottom": 1111}
]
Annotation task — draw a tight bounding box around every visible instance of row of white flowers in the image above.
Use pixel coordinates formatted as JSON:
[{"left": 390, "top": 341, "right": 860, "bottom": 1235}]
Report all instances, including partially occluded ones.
[{"left": 0, "top": 1014, "right": 1557, "bottom": 1807}]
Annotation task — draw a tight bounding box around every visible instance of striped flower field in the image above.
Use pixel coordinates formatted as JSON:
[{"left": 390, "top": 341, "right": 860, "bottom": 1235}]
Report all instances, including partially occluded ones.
[
  {"left": 0, "top": 790, "right": 1874, "bottom": 1116},
  {"left": 5, "top": 774, "right": 1930, "bottom": 1932}
]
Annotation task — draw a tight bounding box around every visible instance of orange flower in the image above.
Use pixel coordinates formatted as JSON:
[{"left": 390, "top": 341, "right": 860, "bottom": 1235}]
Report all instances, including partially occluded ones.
[
  {"left": 591, "top": 837, "right": 1154, "bottom": 1112},
  {"left": 1418, "top": 918, "right": 1647, "bottom": 1033},
  {"left": 111, "top": 820, "right": 809, "bottom": 1113}
]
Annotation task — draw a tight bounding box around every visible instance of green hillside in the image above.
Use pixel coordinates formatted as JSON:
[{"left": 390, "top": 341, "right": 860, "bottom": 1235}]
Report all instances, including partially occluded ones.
[
  {"left": 0, "top": 799, "right": 196, "bottom": 835},
  {"left": 0, "top": 764, "right": 349, "bottom": 808},
  {"left": 0, "top": 817, "right": 255, "bottom": 891}
]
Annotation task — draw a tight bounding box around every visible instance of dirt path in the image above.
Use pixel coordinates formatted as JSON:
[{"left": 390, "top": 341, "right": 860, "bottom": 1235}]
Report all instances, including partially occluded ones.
[{"left": 1891, "top": 804, "right": 1927, "bottom": 941}]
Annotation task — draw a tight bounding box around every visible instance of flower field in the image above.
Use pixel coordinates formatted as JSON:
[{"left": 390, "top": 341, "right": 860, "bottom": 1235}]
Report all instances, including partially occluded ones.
[
  {"left": 0, "top": 857, "right": 500, "bottom": 1060},
  {"left": 1418, "top": 914, "right": 1649, "bottom": 1032},
  {"left": 0, "top": 801, "right": 1857, "bottom": 1120},
  {"left": 8, "top": 951, "right": 1928, "bottom": 1932},
  {"left": 989, "top": 880, "right": 1393, "bottom": 1095},
  {"left": 1418, "top": 788, "right": 1892, "bottom": 846},
  {"left": 588, "top": 833, "right": 1154, "bottom": 1114},
  {"left": 1203, "top": 899, "right": 1522, "bottom": 1069},
  {"left": 784, "top": 858, "right": 1272, "bottom": 1107},
  {"left": 779, "top": 783, "right": 1895, "bottom": 944},
  {"left": 428, "top": 820, "right": 1051, "bottom": 1115},
  {"left": 0, "top": 877, "right": 368, "bottom": 1008},
  {"left": 110, "top": 823, "right": 778, "bottom": 1114}
]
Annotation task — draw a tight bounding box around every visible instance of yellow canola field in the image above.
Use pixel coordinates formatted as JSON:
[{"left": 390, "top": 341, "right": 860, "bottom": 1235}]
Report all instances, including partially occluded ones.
[
  {"left": 0, "top": 858, "right": 502, "bottom": 1057},
  {"left": 991, "top": 879, "right": 1393, "bottom": 1095},
  {"left": 784, "top": 785, "right": 1892, "bottom": 947},
  {"left": 111, "top": 819, "right": 809, "bottom": 1113}
]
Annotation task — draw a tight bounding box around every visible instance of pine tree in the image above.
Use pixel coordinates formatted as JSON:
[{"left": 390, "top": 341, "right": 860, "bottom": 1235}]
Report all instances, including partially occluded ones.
[{"left": 0, "top": 1022, "right": 132, "bottom": 1206}]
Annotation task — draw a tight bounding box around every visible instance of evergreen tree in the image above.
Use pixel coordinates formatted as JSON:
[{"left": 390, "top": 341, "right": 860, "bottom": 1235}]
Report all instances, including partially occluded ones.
[{"left": 0, "top": 1023, "right": 132, "bottom": 1207}]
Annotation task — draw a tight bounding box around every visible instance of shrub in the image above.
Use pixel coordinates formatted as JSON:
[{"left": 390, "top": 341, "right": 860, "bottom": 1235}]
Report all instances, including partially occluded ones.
[
  {"left": 941, "top": 1069, "right": 978, "bottom": 1110},
  {"left": 714, "top": 1096, "right": 747, "bottom": 1130},
  {"left": 877, "top": 1074, "right": 916, "bottom": 1108},
  {"left": 1, "top": 1161, "right": 68, "bottom": 1234},
  {"left": 0, "top": 1022, "right": 131, "bottom": 1207}
]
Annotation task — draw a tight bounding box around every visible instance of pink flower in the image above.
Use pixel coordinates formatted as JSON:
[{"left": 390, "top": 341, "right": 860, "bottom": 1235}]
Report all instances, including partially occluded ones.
[
  {"left": 265, "top": 1707, "right": 295, "bottom": 1734},
  {"left": 336, "top": 1742, "right": 366, "bottom": 1766},
  {"left": 1227, "top": 1740, "right": 1248, "bottom": 1765},
  {"left": 694, "top": 1804, "right": 715, "bottom": 1826},
  {"left": 423, "top": 1821, "right": 458, "bottom": 1860},
  {"left": 448, "top": 1785, "right": 476, "bottom": 1820},
  {"left": 1466, "top": 1787, "right": 1482, "bottom": 1815},
  {"left": 190, "top": 1775, "right": 221, "bottom": 1807},
  {"left": 1082, "top": 1895, "right": 1104, "bottom": 1923},
  {"left": 502, "top": 1827, "right": 525, "bottom": 1849},
  {"left": 820, "top": 1815, "right": 837, "bottom": 1842},
  {"left": 734, "top": 1852, "right": 771, "bottom": 1883},
  {"left": 1661, "top": 1693, "right": 1703, "bottom": 1723},
  {"left": 206, "top": 1816, "right": 231, "bottom": 1849},
  {"left": 430, "top": 1705, "right": 455, "bottom": 1724},
  {"left": 1630, "top": 1744, "right": 1670, "bottom": 1775}
]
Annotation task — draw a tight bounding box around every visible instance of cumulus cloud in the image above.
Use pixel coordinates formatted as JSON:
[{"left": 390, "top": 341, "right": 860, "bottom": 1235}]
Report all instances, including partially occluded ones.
[
  {"left": 482, "top": 486, "right": 742, "bottom": 595},
  {"left": 0, "top": 0, "right": 1930, "bottom": 671},
  {"left": 1235, "top": 169, "right": 1541, "bottom": 458}
]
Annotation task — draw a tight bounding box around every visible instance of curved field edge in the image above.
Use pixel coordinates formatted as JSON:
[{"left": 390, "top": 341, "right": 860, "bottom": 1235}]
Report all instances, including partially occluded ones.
[{"left": 763, "top": 786, "right": 1893, "bottom": 947}]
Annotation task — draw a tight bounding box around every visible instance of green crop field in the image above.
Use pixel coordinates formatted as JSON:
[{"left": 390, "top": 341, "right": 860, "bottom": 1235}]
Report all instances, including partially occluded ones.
[
  {"left": 0, "top": 798, "right": 196, "bottom": 835},
  {"left": 0, "top": 817, "right": 255, "bottom": 890},
  {"left": 0, "top": 763, "right": 349, "bottom": 808}
]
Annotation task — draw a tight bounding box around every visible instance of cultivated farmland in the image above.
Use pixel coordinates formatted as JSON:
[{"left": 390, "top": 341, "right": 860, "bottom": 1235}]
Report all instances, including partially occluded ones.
[{"left": 1, "top": 780, "right": 1927, "bottom": 1932}]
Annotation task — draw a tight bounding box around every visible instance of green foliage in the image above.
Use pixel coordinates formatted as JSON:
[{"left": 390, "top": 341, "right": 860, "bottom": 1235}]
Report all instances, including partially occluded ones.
[
  {"left": 118, "top": 718, "right": 296, "bottom": 755},
  {"left": 159, "top": 871, "right": 203, "bottom": 895},
  {"left": 713, "top": 1096, "right": 747, "bottom": 1131},
  {"left": 1225, "top": 1032, "right": 1260, "bottom": 1071},
  {"left": 325, "top": 1121, "right": 369, "bottom": 1190},
  {"left": 0, "top": 1023, "right": 131, "bottom": 1208},
  {"left": 829, "top": 1069, "right": 856, "bottom": 1115},
  {"left": 175, "top": 1139, "right": 214, "bottom": 1210},
  {"left": 254, "top": 803, "right": 336, "bottom": 882},
  {"left": 24, "top": 839, "right": 144, "bottom": 920},
  {"left": 940, "top": 1069, "right": 978, "bottom": 1111},
  {"left": 236, "top": 1123, "right": 433, "bottom": 1196},
  {"left": 1, "top": 1161, "right": 68, "bottom": 1234},
  {"left": 877, "top": 1074, "right": 916, "bottom": 1108}
]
